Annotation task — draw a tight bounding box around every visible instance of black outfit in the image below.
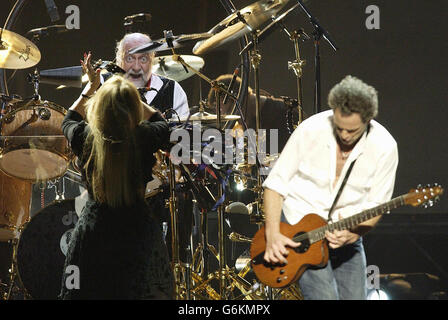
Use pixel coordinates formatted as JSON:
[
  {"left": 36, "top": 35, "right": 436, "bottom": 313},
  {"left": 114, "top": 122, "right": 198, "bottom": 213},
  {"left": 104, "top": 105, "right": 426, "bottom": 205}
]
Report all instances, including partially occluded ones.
[{"left": 59, "top": 110, "right": 173, "bottom": 300}]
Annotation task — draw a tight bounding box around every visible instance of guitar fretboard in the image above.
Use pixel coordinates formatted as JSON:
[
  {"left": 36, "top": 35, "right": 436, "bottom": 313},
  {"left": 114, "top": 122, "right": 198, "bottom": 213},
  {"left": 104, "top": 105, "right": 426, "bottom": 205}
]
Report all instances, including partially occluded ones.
[{"left": 293, "top": 195, "right": 406, "bottom": 244}]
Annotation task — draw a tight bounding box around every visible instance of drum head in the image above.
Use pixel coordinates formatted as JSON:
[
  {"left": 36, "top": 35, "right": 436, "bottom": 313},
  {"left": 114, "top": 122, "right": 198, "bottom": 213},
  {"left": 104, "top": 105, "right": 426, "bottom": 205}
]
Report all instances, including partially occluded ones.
[
  {"left": 17, "top": 199, "right": 77, "bottom": 299},
  {"left": 0, "top": 146, "right": 69, "bottom": 181}
]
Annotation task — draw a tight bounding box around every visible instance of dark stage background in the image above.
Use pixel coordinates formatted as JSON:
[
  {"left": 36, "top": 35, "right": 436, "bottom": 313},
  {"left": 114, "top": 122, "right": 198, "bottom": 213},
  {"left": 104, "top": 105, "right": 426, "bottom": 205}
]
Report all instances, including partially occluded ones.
[{"left": 1, "top": 0, "right": 447, "bottom": 296}]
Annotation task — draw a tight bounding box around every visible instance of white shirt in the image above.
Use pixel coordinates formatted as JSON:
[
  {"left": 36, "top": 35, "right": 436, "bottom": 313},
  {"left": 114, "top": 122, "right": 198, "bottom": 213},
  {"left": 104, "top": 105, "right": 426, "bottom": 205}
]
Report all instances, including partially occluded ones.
[
  {"left": 263, "top": 110, "right": 399, "bottom": 225},
  {"left": 145, "top": 74, "right": 190, "bottom": 118}
]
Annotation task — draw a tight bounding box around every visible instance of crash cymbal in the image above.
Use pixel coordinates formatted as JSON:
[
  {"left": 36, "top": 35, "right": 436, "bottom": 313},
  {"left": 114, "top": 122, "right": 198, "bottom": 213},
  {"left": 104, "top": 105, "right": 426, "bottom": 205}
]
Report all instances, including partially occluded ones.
[
  {"left": 178, "top": 111, "right": 240, "bottom": 123},
  {"left": 129, "top": 32, "right": 213, "bottom": 55},
  {"left": 0, "top": 28, "right": 41, "bottom": 69},
  {"left": 152, "top": 55, "right": 204, "bottom": 82},
  {"left": 193, "top": 0, "right": 290, "bottom": 55}
]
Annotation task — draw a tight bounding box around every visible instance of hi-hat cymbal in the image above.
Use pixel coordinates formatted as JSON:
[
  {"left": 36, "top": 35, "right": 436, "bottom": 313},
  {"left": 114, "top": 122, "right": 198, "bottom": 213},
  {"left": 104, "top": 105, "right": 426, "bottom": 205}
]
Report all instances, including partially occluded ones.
[
  {"left": 193, "top": 0, "right": 290, "bottom": 55},
  {"left": 0, "top": 28, "right": 41, "bottom": 69},
  {"left": 177, "top": 111, "right": 240, "bottom": 123},
  {"left": 129, "top": 32, "right": 213, "bottom": 55},
  {"left": 152, "top": 55, "right": 204, "bottom": 82}
]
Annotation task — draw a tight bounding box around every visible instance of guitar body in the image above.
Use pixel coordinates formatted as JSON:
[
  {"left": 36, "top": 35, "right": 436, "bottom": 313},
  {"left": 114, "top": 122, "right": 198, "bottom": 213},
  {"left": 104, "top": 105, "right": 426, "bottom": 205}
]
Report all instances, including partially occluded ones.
[{"left": 250, "top": 214, "right": 329, "bottom": 288}]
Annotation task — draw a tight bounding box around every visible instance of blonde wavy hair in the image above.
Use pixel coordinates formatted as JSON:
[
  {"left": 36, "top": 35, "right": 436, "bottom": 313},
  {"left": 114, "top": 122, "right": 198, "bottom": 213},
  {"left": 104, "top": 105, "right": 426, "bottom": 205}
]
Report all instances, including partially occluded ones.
[{"left": 84, "top": 75, "right": 144, "bottom": 208}]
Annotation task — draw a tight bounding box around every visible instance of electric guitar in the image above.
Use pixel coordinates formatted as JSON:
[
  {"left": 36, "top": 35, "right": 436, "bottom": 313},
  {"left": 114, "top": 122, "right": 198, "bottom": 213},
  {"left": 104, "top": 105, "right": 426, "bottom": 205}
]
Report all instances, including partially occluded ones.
[{"left": 250, "top": 184, "right": 444, "bottom": 288}]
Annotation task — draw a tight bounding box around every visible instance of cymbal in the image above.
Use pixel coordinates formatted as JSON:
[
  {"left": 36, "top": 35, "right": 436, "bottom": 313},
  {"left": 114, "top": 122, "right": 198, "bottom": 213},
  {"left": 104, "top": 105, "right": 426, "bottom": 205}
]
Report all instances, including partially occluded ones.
[
  {"left": 152, "top": 55, "right": 204, "bottom": 82},
  {"left": 129, "top": 32, "right": 213, "bottom": 55},
  {"left": 0, "top": 28, "right": 41, "bottom": 69},
  {"left": 193, "top": 0, "right": 290, "bottom": 55},
  {"left": 177, "top": 111, "right": 241, "bottom": 123}
]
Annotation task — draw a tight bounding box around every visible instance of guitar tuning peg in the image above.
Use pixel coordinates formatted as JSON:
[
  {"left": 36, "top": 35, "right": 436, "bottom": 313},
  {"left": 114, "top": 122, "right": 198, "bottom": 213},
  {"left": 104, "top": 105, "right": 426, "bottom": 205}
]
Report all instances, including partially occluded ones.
[
  {"left": 417, "top": 184, "right": 422, "bottom": 188},
  {"left": 428, "top": 200, "right": 434, "bottom": 207}
]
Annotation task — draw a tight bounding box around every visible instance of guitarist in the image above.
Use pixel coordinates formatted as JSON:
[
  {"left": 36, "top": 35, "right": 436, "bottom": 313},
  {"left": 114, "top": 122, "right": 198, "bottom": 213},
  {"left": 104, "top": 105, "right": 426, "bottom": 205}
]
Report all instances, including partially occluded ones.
[{"left": 262, "top": 76, "right": 399, "bottom": 299}]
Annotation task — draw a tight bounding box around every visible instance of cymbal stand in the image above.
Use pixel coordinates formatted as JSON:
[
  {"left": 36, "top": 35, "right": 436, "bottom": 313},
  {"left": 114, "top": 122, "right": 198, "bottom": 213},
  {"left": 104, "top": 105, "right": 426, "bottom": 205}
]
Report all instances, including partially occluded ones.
[
  {"left": 281, "top": 25, "right": 309, "bottom": 126},
  {"left": 248, "top": 31, "right": 278, "bottom": 300},
  {"left": 247, "top": 31, "right": 268, "bottom": 226},
  {"left": 167, "top": 156, "right": 183, "bottom": 299},
  {"left": 296, "top": 0, "right": 339, "bottom": 114}
]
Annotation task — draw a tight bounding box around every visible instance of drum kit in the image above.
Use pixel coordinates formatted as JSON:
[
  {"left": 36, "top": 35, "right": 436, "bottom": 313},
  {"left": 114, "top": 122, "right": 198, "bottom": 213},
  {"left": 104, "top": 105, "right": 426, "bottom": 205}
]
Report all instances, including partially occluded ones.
[{"left": 0, "top": 0, "right": 327, "bottom": 300}]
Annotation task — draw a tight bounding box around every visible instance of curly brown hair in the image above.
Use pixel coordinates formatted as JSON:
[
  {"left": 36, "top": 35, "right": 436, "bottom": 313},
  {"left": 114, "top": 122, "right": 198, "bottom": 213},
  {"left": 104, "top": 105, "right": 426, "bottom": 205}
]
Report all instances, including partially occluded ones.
[{"left": 328, "top": 75, "right": 378, "bottom": 123}]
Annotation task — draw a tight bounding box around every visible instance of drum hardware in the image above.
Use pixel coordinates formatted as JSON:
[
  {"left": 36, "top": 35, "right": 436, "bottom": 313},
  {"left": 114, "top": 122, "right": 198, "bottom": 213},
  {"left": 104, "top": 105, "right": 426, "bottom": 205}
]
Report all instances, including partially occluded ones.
[
  {"left": 144, "top": 35, "right": 243, "bottom": 298},
  {"left": 46, "top": 177, "right": 66, "bottom": 201},
  {"left": 295, "top": 0, "right": 338, "bottom": 114},
  {"left": 285, "top": 28, "right": 308, "bottom": 126},
  {"left": 229, "top": 232, "right": 252, "bottom": 243},
  {"left": 123, "top": 13, "right": 152, "bottom": 34}
]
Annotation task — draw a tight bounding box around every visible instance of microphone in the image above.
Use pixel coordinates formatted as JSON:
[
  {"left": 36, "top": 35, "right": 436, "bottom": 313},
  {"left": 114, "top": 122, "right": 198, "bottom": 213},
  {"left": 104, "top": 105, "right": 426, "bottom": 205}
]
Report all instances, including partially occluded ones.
[
  {"left": 44, "top": 0, "right": 60, "bottom": 22},
  {"left": 223, "top": 67, "right": 239, "bottom": 104},
  {"left": 27, "top": 25, "right": 68, "bottom": 38}
]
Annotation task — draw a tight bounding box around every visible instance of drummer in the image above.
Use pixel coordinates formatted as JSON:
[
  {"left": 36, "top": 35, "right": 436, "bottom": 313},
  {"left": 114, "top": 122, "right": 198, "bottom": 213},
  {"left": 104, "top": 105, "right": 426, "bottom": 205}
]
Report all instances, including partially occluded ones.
[{"left": 112, "top": 32, "right": 190, "bottom": 119}]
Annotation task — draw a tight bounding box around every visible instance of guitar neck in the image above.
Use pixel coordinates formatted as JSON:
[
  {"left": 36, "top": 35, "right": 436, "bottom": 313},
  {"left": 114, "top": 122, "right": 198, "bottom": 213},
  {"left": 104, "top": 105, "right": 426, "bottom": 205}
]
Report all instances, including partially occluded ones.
[{"left": 297, "top": 195, "right": 406, "bottom": 244}]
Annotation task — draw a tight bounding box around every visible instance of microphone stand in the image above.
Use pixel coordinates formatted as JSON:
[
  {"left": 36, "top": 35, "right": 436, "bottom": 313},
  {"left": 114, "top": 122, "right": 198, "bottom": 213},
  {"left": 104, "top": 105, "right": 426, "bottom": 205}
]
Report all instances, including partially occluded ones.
[{"left": 296, "top": 0, "right": 338, "bottom": 114}]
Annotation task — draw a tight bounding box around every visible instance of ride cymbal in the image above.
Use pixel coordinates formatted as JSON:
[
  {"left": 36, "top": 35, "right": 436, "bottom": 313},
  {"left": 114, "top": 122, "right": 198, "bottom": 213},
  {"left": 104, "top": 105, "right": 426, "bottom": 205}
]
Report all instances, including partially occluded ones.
[{"left": 152, "top": 55, "right": 205, "bottom": 82}]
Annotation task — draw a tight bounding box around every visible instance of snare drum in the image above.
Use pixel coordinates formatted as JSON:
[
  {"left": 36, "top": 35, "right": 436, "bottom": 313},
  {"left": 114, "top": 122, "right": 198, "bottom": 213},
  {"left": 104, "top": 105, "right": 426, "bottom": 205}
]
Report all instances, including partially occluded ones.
[
  {"left": 0, "top": 99, "right": 72, "bottom": 181},
  {"left": 0, "top": 171, "right": 32, "bottom": 241}
]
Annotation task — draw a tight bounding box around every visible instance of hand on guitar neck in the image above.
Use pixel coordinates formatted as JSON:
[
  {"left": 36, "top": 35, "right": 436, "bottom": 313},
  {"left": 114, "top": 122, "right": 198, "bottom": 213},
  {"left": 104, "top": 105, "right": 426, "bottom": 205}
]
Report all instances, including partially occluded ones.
[{"left": 324, "top": 213, "right": 377, "bottom": 249}]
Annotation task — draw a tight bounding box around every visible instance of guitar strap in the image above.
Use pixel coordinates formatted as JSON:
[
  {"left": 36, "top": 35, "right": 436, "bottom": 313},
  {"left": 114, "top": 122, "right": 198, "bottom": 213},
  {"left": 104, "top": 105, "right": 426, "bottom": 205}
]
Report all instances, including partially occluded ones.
[
  {"left": 327, "top": 123, "right": 371, "bottom": 223},
  {"left": 327, "top": 158, "right": 357, "bottom": 223}
]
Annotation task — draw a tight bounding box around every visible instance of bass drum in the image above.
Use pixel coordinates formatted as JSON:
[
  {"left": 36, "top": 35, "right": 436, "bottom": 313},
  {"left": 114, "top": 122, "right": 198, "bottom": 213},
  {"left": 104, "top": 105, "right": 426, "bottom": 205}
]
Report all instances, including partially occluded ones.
[{"left": 17, "top": 199, "right": 77, "bottom": 299}]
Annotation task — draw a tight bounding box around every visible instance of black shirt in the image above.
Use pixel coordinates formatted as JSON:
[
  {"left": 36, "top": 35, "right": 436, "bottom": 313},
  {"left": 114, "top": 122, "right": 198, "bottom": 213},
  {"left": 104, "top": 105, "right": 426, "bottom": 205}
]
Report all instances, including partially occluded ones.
[{"left": 59, "top": 110, "right": 174, "bottom": 299}]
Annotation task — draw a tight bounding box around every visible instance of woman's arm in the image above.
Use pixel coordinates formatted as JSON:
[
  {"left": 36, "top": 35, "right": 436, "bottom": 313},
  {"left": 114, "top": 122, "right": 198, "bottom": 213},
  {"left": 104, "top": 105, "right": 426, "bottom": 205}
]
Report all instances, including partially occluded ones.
[{"left": 69, "top": 52, "right": 101, "bottom": 118}]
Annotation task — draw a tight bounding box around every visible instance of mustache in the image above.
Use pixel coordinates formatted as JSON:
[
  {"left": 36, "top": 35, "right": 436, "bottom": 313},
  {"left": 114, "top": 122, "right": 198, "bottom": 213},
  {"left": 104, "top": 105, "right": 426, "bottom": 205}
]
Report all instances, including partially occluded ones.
[{"left": 125, "top": 70, "right": 145, "bottom": 78}]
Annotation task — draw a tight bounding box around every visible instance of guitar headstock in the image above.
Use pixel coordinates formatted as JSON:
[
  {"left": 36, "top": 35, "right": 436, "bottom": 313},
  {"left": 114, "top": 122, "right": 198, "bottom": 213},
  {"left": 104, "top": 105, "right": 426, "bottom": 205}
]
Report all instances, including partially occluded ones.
[{"left": 405, "top": 184, "right": 444, "bottom": 208}]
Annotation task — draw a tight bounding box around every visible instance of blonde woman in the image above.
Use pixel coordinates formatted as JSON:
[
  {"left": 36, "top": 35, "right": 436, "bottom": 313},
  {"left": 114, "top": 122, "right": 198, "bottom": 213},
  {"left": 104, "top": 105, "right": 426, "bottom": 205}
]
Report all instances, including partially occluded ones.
[{"left": 59, "top": 53, "right": 173, "bottom": 299}]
